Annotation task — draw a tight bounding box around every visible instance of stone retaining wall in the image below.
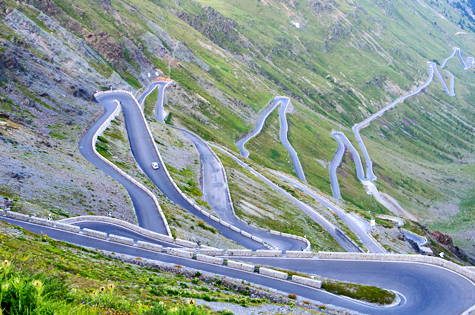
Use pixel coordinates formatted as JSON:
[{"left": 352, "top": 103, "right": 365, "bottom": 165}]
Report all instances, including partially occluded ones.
[
  {"left": 259, "top": 267, "right": 288, "bottom": 280},
  {"left": 54, "top": 222, "right": 81, "bottom": 233},
  {"left": 198, "top": 249, "right": 225, "bottom": 256},
  {"left": 256, "top": 250, "right": 282, "bottom": 257},
  {"left": 137, "top": 241, "right": 163, "bottom": 252},
  {"left": 166, "top": 248, "right": 193, "bottom": 259},
  {"left": 6, "top": 211, "right": 29, "bottom": 221},
  {"left": 317, "top": 252, "right": 475, "bottom": 281},
  {"left": 196, "top": 254, "right": 223, "bottom": 265},
  {"left": 60, "top": 216, "right": 174, "bottom": 243},
  {"left": 227, "top": 249, "right": 252, "bottom": 256},
  {"left": 286, "top": 251, "right": 314, "bottom": 258},
  {"left": 291, "top": 275, "right": 321, "bottom": 288},
  {"left": 175, "top": 238, "right": 198, "bottom": 248},
  {"left": 83, "top": 228, "right": 107, "bottom": 240},
  {"left": 226, "top": 260, "right": 255, "bottom": 272},
  {"left": 109, "top": 234, "right": 134, "bottom": 246},
  {"left": 29, "top": 217, "right": 54, "bottom": 227}
]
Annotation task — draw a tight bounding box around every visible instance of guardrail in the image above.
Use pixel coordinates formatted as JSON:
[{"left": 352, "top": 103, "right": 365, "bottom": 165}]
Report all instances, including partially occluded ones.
[
  {"left": 60, "top": 216, "right": 173, "bottom": 243},
  {"left": 5, "top": 211, "right": 473, "bottom": 291}
]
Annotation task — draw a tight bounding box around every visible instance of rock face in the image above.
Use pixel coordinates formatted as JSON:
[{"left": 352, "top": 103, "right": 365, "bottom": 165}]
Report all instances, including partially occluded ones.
[
  {"left": 0, "top": 52, "right": 18, "bottom": 69},
  {"left": 140, "top": 32, "right": 172, "bottom": 60},
  {"left": 147, "top": 21, "right": 209, "bottom": 71},
  {"left": 37, "top": 13, "right": 107, "bottom": 66},
  {"left": 431, "top": 231, "right": 453, "bottom": 245},
  {"left": 3, "top": 10, "right": 131, "bottom": 90},
  {"left": 174, "top": 6, "right": 244, "bottom": 53}
]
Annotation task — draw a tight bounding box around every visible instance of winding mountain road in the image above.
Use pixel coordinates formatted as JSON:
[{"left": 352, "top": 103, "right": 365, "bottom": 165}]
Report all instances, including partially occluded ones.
[
  {"left": 212, "top": 144, "right": 361, "bottom": 252},
  {"left": 329, "top": 48, "right": 471, "bottom": 206},
  {"left": 236, "top": 97, "right": 307, "bottom": 182},
  {"left": 178, "top": 129, "right": 307, "bottom": 251},
  {"left": 3, "top": 216, "right": 474, "bottom": 315},
  {"left": 271, "top": 171, "right": 385, "bottom": 253},
  {"left": 95, "top": 91, "right": 267, "bottom": 250},
  {"left": 78, "top": 96, "right": 170, "bottom": 235}
]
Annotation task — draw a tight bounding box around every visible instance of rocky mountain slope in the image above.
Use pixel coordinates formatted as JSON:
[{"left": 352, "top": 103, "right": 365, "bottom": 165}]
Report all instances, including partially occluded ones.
[{"left": 1, "top": 0, "right": 475, "bottom": 259}]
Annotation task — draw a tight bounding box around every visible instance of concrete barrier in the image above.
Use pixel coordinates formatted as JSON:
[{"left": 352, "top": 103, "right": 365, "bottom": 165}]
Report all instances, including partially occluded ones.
[
  {"left": 60, "top": 216, "right": 174, "bottom": 243},
  {"left": 198, "top": 248, "right": 225, "bottom": 256},
  {"left": 270, "top": 230, "right": 281, "bottom": 235},
  {"left": 219, "top": 221, "right": 230, "bottom": 228},
  {"left": 54, "top": 222, "right": 81, "bottom": 233},
  {"left": 230, "top": 225, "right": 241, "bottom": 233},
  {"left": 256, "top": 250, "right": 282, "bottom": 257},
  {"left": 227, "top": 249, "right": 252, "bottom": 256},
  {"left": 292, "top": 275, "right": 321, "bottom": 288},
  {"left": 286, "top": 251, "right": 314, "bottom": 258},
  {"left": 241, "top": 230, "right": 252, "bottom": 238},
  {"left": 227, "top": 260, "right": 255, "bottom": 272},
  {"left": 166, "top": 248, "right": 193, "bottom": 259},
  {"left": 210, "top": 215, "right": 220, "bottom": 222},
  {"left": 251, "top": 235, "right": 263, "bottom": 243},
  {"left": 0, "top": 210, "right": 5, "bottom": 216},
  {"left": 175, "top": 238, "right": 198, "bottom": 248},
  {"left": 6, "top": 211, "right": 29, "bottom": 221},
  {"left": 29, "top": 217, "right": 54, "bottom": 227},
  {"left": 109, "top": 234, "right": 134, "bottom": 246},
  {"left": 137, "top": 241, "right": 163, "bottom": 252},
  {"left": 83, "top": 228, "right": 107, "bottom": 240},
  {"left": 196, "top": 254, "right": 223, "bottom": 265},
  {"left": 281, "top": 232, "right": 292, "bottom": 238},
  {"left": 259, "top": 267, "right": 288, "bottom": 280},
  {"left": 318, "top": 252, "right": 475, "bottom": 281}
]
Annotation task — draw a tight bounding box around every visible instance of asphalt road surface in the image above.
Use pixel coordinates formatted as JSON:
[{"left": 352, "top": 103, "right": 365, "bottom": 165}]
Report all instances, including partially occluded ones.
[
  {"left": 96, "top": 91, "right": 266, "bottom": 250},
  {"left": 179, "top": 129, "right": 307, "bottom": 251},
  {"left": 79, "top": 96, "right": 169, "bottom": 235},
  {"left": 235, "top": 97, "right": 306, "bottom": 182},
  {"left": 273, "top": 171, "right": 385, "bottom": 253},
  {"left": 3, "top": 217, "right": 474, "bottom": 315},
  {"left": 213, "top": 145, "right": 361, "bottom": 253}
]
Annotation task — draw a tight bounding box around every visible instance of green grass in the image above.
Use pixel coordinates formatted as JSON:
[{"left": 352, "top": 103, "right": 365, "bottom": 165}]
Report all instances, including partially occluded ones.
[
  {"left": 322, "top": 280, "right": 396, "bottom": 305},
  {"left": 0, "top": 223, "right": 271, "bottom": 314},
  {"left": 214, "top": 148, "right": 344, "bottom": 252}
]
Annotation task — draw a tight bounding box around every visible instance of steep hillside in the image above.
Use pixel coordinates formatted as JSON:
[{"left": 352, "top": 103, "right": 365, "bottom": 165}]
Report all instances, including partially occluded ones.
[{"left": 1, "top": 0, "right": 475, "bottom": 257}]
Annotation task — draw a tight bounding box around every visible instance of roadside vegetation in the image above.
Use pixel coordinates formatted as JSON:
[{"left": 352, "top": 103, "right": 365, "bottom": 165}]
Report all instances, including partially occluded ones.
[
  {"left": 321, "top": 281, "right": 396, "bottom": 306},
  {"left": 214, "top": 149, "right": 345, "bottom": 252},
  {"left": 0, "top": 222, "right": 275, "bottom": 314}
]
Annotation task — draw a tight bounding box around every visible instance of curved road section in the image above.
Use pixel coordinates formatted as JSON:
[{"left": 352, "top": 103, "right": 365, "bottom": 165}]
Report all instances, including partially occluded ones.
[
  {"left": 329, "top": 48, "right": 471, "bottom": 203},
  {"left": 136, "top": 79, "right": 172, "bottom": 123},
  {"left": 4, "top": 217, "right": 474, "bottom": 315},
  {"left": 179, "top": 129, "right": 307, "bottom": 251},
  {"left": 97, "top": 91, "right": 266, "bottom": 250},
  {"left": 272, "top": 171, "right": 385, "bottom": 253},
  {"left": 79, "top": 96, "right": 170, "bottom": 235},
  {"left": 236, "top": 97, "right": 307, "bottom": 182},
  {"left": 213, "top": 144, "right": 361, "bottom": 252}
]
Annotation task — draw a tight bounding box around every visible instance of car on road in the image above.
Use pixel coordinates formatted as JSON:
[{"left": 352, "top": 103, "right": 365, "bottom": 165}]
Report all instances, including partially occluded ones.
[{"left": 151, "top": 162, "right": 160, "bottom": 170}]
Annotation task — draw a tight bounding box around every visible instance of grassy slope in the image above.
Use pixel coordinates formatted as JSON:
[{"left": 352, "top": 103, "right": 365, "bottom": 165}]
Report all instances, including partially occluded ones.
[
  {"left": 4, "top": 0, "right": 475, "bottom": 255},
  {"left": 0, "top": 222, "right": 272, "bottom": 314}
]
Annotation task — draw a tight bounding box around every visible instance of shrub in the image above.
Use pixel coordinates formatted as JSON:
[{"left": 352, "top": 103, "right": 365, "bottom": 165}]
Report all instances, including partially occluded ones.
[{"left": 288, "top": 293, "right": 297, "bottom": 299}]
